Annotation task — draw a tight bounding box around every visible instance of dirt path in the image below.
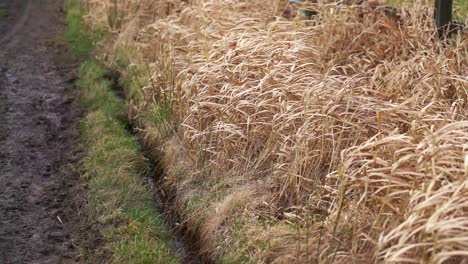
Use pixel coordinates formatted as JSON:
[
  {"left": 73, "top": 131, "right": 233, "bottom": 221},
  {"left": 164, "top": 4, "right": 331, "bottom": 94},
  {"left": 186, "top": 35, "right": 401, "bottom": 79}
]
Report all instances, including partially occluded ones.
[{"left": 0, "top": 0, "right": 82, "bottom": 263}]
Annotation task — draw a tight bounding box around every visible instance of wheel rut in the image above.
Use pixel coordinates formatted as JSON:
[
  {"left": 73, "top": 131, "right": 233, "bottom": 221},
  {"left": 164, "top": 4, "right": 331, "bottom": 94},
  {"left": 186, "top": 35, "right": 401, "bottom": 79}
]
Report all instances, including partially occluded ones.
[{"left": 0, "top": 0, "right": 83, "bottom": 263}]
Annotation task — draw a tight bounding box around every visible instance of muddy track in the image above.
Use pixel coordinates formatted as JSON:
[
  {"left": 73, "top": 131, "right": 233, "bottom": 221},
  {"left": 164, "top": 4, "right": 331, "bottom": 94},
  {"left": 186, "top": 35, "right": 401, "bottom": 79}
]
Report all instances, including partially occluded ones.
[{"left": 0, "top": 0, "right": 82, "bottom": 263}]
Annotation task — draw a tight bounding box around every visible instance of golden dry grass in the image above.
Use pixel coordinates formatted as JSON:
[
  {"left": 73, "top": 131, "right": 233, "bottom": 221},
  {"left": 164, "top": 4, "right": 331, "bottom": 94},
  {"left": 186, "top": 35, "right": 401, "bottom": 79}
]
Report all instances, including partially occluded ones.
[{"left": 82, "top": 0, "right": 467, "bottom": 262}]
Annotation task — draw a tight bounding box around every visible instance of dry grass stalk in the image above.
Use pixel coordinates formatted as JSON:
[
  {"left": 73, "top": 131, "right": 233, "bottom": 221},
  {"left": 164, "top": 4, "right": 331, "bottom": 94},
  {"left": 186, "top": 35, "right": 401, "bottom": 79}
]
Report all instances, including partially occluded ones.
[{"left": 83, "top": 0, "right": 468, "bottom": 262}]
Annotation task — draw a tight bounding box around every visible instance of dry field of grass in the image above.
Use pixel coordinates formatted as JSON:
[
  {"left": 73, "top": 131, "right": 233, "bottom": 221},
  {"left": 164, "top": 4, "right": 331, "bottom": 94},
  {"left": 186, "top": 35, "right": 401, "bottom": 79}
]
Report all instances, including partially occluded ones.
[{"left": 81, "top": 0, "right": 467, "bottom": 263}]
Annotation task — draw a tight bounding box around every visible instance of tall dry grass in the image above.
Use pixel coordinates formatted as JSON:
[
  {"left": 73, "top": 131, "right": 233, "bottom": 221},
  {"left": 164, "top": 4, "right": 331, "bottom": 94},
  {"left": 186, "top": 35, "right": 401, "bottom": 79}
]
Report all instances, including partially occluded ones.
[{"left": 83, "top": 0, "right": 467, "bottom": 262}]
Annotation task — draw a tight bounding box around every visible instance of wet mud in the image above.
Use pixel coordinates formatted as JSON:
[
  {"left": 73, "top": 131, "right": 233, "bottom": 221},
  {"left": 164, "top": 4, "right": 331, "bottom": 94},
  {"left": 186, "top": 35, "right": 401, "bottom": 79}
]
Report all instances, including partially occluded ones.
[{"left": 0, "top": 0, "right": 83, "bottom": 263}]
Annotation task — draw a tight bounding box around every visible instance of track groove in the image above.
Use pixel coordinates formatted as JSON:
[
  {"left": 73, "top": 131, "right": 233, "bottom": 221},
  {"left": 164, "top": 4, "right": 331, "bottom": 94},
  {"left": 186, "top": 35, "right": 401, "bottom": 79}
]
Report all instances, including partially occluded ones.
[{"left": 0, "top": 0, "right": 32, "bottom": 46}]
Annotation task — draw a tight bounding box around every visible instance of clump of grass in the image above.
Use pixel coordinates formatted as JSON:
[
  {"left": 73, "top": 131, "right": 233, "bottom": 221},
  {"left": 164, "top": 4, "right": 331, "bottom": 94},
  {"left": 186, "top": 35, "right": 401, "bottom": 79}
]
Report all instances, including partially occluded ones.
[
  {"left": 64, "top": 0, "right": 98, "bottom": 59},
  {"left": 66, "top": 1, "right": 180, "bottom": 263},
  {"left": 82, "top": 0, "right": 468, "bottom": 263}
]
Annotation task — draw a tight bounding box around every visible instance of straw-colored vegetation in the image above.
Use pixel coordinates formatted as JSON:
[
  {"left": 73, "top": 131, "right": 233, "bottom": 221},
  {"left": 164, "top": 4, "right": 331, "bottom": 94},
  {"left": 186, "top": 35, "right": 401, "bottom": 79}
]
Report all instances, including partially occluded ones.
[{"left": 81, "top": 0, "right": 467, "bottom": 263}]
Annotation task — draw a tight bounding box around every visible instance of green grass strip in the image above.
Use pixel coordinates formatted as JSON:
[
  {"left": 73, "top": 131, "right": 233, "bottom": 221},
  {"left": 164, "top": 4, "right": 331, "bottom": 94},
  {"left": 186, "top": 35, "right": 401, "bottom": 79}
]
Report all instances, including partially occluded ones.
[
  {"left": 65, "top": 1, "right": 179, "bottom": 263},
  {"left": 78, "top": 61, "right": 178, "bottom": 264}
]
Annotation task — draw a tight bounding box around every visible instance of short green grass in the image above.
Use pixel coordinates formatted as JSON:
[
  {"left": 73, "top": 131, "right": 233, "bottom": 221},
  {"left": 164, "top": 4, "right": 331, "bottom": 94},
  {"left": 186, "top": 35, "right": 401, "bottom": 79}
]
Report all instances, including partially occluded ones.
[
  {"left": 65, "top": 1, "right": 180, "bottom": 263},
  {"left": 78, "top": 60, "right": 179, "bottom": 264},
  {"left": 64, "top": 0, "right": 97, "bottom": 59}
]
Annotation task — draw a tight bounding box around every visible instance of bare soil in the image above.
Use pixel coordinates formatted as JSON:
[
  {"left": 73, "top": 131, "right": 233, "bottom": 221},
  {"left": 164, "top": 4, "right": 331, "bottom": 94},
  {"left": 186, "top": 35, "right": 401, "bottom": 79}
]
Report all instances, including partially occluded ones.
[{"left": 0, "top": 0, "right": 83, "bottom": 263}]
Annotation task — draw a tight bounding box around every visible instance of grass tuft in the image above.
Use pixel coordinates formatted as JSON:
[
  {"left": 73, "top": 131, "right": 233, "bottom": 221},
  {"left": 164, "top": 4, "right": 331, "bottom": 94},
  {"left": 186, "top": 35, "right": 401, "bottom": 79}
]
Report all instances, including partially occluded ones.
[{"left": 64, "top": 0, "right": 98, "bottom": 59}]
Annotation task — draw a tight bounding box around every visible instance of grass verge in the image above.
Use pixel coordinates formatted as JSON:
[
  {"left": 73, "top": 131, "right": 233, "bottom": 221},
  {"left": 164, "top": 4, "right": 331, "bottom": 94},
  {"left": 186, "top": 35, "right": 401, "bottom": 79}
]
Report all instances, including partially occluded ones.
[{"left": 65, "top": 1, "right": 179, "bottom": 263}]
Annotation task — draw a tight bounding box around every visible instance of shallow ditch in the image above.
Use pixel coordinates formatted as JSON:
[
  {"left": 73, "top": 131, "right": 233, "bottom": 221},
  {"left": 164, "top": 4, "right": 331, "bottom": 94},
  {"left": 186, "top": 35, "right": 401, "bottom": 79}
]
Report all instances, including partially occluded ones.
[
  {"left": 105, "top": 69, "right": 207, "bottom": 264},
  {"left": 145, "top": 168, "right": 206, "bottom": 264}
]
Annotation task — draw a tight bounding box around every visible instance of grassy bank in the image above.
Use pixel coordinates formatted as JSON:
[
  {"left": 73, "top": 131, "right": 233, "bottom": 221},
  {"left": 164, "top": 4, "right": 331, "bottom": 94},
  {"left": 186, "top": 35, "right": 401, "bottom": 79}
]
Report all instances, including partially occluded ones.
[{"left": 65, "top": 1, "right": 179, "bottom": 263}]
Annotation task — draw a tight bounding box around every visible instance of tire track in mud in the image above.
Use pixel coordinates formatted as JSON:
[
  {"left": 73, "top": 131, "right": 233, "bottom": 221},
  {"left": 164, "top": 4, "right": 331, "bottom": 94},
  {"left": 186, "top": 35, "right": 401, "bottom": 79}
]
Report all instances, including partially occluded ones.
[
  {"left": 0, "top": 0, "right": 83, "bottom": 263},
  {"left": 0, "top": 0, "right": 32, "bottom": 46}
]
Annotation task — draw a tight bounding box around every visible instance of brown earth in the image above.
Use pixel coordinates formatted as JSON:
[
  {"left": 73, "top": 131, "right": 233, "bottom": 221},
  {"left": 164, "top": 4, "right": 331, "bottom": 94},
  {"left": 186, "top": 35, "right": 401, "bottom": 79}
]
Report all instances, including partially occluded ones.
[{"left": 0, "top": 0, "right": 84, "bottom": 263}]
